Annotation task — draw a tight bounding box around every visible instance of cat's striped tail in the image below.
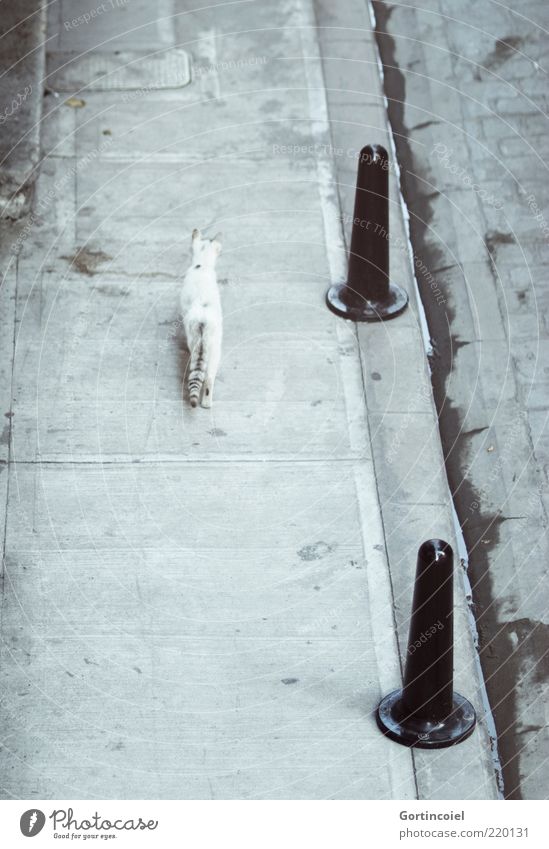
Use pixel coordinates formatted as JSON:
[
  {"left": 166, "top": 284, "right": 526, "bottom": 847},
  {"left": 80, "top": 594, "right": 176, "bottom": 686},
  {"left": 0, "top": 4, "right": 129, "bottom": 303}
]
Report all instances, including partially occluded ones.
[{"left": 188, "top": 323, "right": 206, "bottom": 407}]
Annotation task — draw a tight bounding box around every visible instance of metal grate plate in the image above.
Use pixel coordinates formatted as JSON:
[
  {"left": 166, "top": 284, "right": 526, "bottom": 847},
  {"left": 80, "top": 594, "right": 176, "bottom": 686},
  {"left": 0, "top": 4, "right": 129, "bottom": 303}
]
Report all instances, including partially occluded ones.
[{"left": 47, "top": 48, "right": 192, "bottom": 91}]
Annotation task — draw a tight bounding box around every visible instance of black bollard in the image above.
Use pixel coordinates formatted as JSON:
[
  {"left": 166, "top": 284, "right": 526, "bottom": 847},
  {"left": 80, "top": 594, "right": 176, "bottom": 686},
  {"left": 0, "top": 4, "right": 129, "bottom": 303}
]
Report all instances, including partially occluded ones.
[
  {"left": 326, "top": 144, "right": 409, "bottom": 321},
  {"left": 376, "top": 539, "right": 476, "bottom": 748}
]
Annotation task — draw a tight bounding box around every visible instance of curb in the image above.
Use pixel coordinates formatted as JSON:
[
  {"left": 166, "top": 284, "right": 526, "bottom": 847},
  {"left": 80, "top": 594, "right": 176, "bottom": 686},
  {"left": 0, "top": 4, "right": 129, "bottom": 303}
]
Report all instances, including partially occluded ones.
[
  {"left": 372, "top": 0, "right": 549, "bottom": 800},
  {"left": 0, "top": 0, "right": 46, "bottom": 220},
  {"left": 313, "top": 0, "right": 500, "bottom": 799}
]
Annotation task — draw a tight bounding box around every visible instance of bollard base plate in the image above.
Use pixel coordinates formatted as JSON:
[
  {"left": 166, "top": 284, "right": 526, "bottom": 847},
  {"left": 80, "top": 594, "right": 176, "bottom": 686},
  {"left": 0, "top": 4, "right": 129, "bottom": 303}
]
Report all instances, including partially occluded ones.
[
  {"left": 326, "top": 281, "right": 409, "bottom": 322},
  {"left": 376, "top": 690, "right": 476, "bottom": 749}
]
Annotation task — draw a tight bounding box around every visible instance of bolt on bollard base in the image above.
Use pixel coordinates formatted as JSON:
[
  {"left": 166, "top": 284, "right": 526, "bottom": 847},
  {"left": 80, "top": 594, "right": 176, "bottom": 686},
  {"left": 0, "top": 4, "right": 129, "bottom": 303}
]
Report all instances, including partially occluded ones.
[
  {"left": 376, "top": 539, "right": 476, "bottom": 749},
  {"left": 326, "top": 280, "right": 408, "bottom": 323},
  {"left": 377, "top": 690, "right": 476, "bottom": 749}
]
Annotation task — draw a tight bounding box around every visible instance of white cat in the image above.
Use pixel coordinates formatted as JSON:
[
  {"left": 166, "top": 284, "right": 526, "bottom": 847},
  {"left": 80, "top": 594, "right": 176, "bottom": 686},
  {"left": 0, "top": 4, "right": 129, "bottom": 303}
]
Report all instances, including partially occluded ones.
[{"left": 180, "top": 228, "right": 223, "bottom": 408}]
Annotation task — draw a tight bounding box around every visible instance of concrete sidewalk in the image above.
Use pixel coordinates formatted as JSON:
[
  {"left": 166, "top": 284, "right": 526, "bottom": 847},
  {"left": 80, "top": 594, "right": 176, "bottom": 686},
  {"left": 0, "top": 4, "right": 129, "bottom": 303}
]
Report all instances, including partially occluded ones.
[{"left": 0, "top": 0, "right": 497, "bottom": 799}]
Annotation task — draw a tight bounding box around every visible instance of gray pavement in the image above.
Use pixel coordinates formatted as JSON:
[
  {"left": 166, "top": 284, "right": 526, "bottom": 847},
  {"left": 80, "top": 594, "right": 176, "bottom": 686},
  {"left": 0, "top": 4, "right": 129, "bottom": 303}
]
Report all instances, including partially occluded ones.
[
  {"left": 373, "top": 0, "right": 549, "bottom": 800},
  {"left": 0, "top": 0, "right": 497, "bottom": 799}
]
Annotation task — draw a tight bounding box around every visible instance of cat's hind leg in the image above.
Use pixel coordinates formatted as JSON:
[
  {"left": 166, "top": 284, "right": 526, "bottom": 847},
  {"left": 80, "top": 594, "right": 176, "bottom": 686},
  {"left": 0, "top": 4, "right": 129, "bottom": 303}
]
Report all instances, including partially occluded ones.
[
  {"left": 201, "top": 337, "right": 221, "bottom": 409},
  {"left": 201, "top": 377, "right": 214, "bottom": 408}
]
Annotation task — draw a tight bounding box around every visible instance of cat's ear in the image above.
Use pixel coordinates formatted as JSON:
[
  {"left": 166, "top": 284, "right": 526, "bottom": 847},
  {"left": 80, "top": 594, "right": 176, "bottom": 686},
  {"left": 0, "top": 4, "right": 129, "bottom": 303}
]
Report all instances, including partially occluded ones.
[
  {"left": 212, "top": 232, "right": 222, "bottom": 254},
  {"left": 192, "top": 228, "right": 201, "bottom": 242}
]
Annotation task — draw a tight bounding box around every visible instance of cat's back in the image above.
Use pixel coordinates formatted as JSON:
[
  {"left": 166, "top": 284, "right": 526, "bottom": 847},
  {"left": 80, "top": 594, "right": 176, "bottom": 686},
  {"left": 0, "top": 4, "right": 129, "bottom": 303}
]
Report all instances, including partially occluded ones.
[{"left": 180, "top": 266, "right": 221, "bottom": 314}]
